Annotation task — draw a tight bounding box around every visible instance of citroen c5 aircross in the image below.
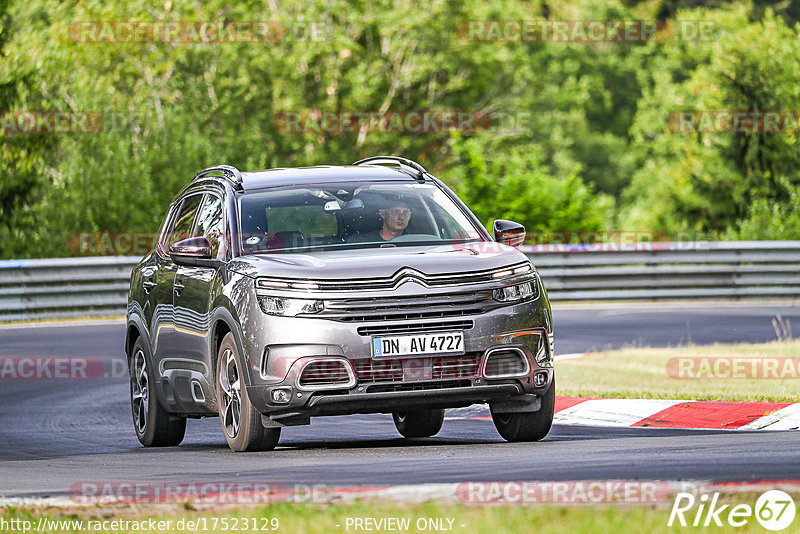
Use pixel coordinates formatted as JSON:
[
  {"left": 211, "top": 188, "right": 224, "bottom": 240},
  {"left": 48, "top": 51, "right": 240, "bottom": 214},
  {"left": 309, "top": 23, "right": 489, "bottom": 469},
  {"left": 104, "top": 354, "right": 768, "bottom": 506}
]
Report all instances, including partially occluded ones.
[{"left": 126, "top": 156, "right": 555, "bottom": 451}]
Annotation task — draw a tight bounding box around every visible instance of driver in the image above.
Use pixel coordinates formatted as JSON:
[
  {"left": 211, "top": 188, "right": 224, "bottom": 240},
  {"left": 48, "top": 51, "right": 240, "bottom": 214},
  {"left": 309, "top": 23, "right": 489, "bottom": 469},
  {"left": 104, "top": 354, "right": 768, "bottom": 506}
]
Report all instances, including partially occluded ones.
[{"left": 355, "top": 196, "right": 412, "bottom": 242}]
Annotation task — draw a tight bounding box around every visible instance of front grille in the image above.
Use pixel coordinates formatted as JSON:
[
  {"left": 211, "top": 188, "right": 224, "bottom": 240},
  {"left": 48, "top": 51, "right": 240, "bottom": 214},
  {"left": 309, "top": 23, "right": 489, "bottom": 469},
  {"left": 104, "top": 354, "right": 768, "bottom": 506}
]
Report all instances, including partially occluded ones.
[
  {"left": 268, "top": 263, "right": 531, "bottom": 292},
  {"left": 298, "top": 360, "right": 352, "bottom": 387},
  {"left": 343, "top": 309, "right": 485, "bottom": 322},
  {"left": 357, "top": 320, "right": 473, "bottom": 336},
  {"left": 352, "top": 358, "right": 402, "bottom": 382},
  {"left": 351, "top": 354, "right": 481, "bottom": 383},
  {"left": 366, "top": 379, "right": 471, "bottom": 393},
  {"left": 321, "top": 290, "right": 498, "bottom": 322},
  {"left": 484, "top": 349, "right": 528, "bottom": 378}
]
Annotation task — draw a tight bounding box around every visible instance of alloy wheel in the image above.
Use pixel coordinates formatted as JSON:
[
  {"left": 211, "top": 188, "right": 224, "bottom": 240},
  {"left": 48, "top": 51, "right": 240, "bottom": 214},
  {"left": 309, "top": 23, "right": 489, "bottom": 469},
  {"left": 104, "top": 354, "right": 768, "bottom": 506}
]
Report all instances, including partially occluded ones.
[
  {"left": 219, "top": 348, "right": 242, "bottom": 438},
  {"left": 131, "top": 349, "right": 148, "bottom": 434}
]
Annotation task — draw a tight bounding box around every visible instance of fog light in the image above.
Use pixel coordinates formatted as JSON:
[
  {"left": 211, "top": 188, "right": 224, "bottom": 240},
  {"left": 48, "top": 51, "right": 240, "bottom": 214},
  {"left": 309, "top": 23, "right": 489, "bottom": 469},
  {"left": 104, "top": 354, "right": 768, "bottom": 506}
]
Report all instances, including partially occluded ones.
[
  {"left": 533, "top": 371, "right": 548, "bottom": 387},
  {"left": 270, "top": 387, "right": 292, "bottom": 404}
]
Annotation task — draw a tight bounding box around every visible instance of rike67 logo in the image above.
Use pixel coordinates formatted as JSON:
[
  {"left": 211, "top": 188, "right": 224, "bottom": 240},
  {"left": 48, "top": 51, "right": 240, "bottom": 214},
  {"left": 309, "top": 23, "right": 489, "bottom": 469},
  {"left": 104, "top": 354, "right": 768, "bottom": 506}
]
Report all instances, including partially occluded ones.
[{"left": 668, "top": 490, "right": 796, "bottom": 531}]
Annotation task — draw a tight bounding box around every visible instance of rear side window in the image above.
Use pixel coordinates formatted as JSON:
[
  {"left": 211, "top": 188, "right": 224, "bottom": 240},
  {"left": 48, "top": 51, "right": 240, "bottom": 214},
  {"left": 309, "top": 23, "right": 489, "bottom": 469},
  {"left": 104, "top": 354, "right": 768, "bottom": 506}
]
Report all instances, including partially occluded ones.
[{"left": 168, "top": 194, "right": 204, "bottom": 248}]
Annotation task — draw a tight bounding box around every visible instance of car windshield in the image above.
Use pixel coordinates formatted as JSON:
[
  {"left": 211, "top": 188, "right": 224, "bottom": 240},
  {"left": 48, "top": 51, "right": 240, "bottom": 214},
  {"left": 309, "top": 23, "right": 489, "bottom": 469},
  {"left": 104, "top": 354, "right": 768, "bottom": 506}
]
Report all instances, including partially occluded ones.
[{"left": 237, "top": 182, "right": 484, "bottom": 254}]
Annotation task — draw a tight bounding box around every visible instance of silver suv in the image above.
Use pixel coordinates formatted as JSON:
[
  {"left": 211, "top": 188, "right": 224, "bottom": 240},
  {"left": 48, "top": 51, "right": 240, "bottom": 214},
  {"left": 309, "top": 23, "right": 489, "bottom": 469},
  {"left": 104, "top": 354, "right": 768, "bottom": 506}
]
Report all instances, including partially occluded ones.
[{"left": 126, "top": 157, "right": 554, "bottom": 452}]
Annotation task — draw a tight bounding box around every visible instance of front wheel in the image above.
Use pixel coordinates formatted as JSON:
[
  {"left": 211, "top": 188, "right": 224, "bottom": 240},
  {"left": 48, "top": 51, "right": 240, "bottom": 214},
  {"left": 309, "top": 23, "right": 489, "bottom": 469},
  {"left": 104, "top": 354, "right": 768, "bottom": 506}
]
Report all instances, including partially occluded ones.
[
  {"left": 392, "top": 408, "right": 445, "bottom": 438},
  {"left": 129, "top": 338, "right": 186, "bottom": 447},
  {"left": 491, "top": 379, "right": 555, "bottom": 442},
  {"left": 216, "top": 332, "right": 281, "bottom": 452}
]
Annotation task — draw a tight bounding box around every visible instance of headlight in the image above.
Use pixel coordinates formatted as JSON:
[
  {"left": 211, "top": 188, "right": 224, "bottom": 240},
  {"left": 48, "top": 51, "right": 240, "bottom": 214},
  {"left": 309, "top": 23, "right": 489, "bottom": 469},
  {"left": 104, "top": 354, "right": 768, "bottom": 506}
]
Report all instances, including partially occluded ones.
[
  {"left": 493, "top": 281, "right": 537, "bottom": 302},
  {"left": 257, "top": 296, "right": 324, "bottom": 316}
]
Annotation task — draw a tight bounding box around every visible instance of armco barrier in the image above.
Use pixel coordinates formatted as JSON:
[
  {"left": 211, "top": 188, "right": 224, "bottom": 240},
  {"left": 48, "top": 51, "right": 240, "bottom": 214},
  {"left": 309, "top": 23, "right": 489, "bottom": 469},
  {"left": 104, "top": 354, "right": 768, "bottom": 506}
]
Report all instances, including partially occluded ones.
[
  {"left": 0, "top": 241, "right": 798, "bottom": 321},
  {"left": 0, "top": 256, "right": 140, "bottom": 322},
  {"left": 524, "top": 240, "right": 800, "bottom": 301}
]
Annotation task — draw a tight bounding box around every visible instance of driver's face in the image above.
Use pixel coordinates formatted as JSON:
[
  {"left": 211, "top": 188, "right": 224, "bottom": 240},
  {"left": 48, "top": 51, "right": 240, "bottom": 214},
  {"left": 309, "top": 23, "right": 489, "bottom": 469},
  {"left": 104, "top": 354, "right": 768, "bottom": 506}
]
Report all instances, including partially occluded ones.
[{"left": 381, "top": 204, "right": 411, "bottom": 232}]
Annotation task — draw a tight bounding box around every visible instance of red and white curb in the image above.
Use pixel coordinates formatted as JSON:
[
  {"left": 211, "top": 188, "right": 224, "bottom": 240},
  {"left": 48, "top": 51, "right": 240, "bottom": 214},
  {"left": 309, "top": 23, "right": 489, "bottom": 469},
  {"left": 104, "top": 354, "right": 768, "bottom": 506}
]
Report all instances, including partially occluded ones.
[{"left": 449, "top": 396, "right": 800, "bottom": 430}]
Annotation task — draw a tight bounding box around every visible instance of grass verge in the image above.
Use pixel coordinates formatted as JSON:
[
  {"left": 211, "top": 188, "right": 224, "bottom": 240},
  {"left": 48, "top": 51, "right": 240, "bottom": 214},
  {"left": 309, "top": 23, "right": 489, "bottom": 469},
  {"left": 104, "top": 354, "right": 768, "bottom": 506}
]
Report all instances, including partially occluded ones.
[{"left": 557, "top": 340, "right": 800, "bottom": 402}]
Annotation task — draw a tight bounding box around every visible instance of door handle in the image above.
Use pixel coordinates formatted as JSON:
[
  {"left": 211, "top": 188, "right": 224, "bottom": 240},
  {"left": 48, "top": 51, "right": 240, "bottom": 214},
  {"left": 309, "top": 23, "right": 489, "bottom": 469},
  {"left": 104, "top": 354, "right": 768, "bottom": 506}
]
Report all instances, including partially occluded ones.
[
  {"left": 174, "top": 280, "right": 185, "bottom": 296},
  {"left": 143, "top": 279, "right": 157, "bottom": 294}
]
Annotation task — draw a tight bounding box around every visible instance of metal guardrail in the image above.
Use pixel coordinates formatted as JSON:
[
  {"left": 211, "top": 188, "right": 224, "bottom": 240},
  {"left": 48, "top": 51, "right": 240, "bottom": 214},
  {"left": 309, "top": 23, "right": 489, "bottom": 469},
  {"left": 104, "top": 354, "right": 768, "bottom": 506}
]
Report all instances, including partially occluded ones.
[
  {"left": 0, "top": 256, "right": 140, "bottom": 322},
  {"left": 1, "top": 241, "right": 798, "bottom": 321},
  {"left": 523, "top": 240, "right": 800, "bottom": 301}
]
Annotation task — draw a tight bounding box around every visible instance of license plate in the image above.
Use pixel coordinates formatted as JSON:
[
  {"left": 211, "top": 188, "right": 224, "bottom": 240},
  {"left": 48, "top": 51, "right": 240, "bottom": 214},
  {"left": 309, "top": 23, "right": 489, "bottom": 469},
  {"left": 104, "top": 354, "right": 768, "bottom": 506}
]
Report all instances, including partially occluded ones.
[{"left": 371, "top": 331, "right": 464, "bottom": 358}]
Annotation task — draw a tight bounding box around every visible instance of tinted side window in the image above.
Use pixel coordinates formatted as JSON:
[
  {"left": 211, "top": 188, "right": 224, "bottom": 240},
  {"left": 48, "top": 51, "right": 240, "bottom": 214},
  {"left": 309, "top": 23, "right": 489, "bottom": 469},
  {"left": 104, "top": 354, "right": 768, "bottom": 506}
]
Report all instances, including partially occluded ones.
[
  {"left": 158, "top": 205, "right": 179, "bottom": 253},
  {"left": 168, "top": 194, "right": 204, "bottom": 248},
  {"left": 193, "top": 194, "right": 225, "bottom": 257}
]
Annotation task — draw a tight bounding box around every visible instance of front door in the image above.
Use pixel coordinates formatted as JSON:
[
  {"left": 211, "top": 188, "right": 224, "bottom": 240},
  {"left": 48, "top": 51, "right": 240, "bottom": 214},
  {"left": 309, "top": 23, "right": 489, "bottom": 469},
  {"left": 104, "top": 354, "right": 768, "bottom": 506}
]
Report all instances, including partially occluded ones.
[
  {"left": 172, "top": 193, "right": 225, "bottom": 366},
  {"left": 154, "top": 193, "right": 204, "bottom": 373}
]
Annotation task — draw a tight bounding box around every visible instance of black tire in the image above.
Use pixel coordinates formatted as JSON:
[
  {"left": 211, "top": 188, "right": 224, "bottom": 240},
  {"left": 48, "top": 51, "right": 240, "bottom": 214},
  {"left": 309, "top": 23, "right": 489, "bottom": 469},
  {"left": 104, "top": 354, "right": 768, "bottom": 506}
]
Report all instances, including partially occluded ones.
[
  {"left": 491, "top": 378, "right": 555, "bottom": 442},
  {"left": 392, "top": 408, "right": 445, "bottom": 438},
  {"left": 215, "top": 332, "right": 281, "bottom": 452},
  {"left": 129, "top": 337, "right": 186, "bottom": 447}
]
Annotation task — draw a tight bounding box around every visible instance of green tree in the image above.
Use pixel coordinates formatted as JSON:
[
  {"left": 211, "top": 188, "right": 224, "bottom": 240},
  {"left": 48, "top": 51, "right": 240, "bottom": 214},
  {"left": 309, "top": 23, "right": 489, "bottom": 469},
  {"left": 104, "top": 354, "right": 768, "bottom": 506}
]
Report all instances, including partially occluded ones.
[
  {"left": 621, "top": 6, "right": 800, "bottom": 236},
  {"left": 447, "top": 133, "right": 612, "bottom": 242},
  {"left": 0, "top": 1, "right": 58, "bottom": 257}
]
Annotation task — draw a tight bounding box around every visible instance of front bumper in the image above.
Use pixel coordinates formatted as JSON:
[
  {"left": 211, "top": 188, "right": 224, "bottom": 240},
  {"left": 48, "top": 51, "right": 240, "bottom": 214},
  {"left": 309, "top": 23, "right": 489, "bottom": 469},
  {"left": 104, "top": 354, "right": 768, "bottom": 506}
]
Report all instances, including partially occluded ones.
[
  {"left": 245, "top": 339, "right": 553, "bottom": 419},
  {"left": 239, "top": 281, "right": 554, "bottom": 419},
  {"left": 266, "top": 383, "right": 526, "bottom": 420}
]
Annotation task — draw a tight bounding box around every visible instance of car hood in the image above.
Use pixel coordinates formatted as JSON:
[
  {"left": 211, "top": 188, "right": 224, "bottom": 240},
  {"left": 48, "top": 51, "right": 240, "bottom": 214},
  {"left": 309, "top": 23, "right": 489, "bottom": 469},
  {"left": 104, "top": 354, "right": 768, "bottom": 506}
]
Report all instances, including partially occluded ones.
[{"left": 227, "top": 242, "right": 529, "bottom": 280}]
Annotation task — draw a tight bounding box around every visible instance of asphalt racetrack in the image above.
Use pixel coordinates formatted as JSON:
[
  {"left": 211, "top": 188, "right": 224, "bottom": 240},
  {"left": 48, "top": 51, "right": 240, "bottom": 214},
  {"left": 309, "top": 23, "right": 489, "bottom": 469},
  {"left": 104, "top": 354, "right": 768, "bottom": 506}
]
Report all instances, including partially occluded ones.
[{"left": 1, "top": 303, "right": 799, "bottom": 498}]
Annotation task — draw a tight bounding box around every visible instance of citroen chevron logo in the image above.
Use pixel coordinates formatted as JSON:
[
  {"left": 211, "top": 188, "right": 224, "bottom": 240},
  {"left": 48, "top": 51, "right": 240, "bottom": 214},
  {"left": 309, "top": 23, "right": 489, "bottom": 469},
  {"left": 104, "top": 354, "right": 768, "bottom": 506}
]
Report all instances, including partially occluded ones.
[{"left": 392, "top": 267, "right": 428, "bottom": 287}]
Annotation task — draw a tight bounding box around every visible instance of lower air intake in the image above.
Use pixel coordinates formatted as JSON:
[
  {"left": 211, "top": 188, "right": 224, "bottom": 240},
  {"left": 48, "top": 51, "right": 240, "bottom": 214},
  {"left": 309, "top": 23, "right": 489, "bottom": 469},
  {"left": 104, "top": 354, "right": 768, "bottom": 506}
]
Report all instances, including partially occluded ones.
[
  {"left": 298, "top": 359, "right": 355, "bottom": 389},
  {"left": 483, "top": 348, "right": 529, "bottom": 378}
]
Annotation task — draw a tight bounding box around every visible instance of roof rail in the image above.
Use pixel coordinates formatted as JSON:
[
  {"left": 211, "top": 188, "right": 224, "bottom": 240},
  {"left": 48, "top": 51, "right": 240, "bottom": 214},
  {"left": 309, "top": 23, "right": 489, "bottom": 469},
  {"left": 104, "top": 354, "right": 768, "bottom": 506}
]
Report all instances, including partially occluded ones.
[
  {"left": 193, "top": 164, "right": 244, "bottom": 190},
  {"left": 352, "top": 156, "right": 428, "bottom": 181}
]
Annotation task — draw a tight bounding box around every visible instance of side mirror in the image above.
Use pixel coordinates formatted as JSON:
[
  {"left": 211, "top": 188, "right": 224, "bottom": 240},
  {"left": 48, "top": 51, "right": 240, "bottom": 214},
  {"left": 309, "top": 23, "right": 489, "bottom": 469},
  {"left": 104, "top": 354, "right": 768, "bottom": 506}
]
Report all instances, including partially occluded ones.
[
  {"left": 493, "top": 219, "right": 526, "bottom": 248},
  {"left": 169, "top": 237, "right": 217, "bottom": 266}
]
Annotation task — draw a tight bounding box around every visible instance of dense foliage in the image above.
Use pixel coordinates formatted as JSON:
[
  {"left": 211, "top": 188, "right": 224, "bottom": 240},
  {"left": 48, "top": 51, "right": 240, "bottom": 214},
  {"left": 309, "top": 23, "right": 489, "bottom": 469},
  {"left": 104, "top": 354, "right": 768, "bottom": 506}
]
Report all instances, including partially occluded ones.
[{"left": 0, "top": 0, "right": 798, "bottom": 257}]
